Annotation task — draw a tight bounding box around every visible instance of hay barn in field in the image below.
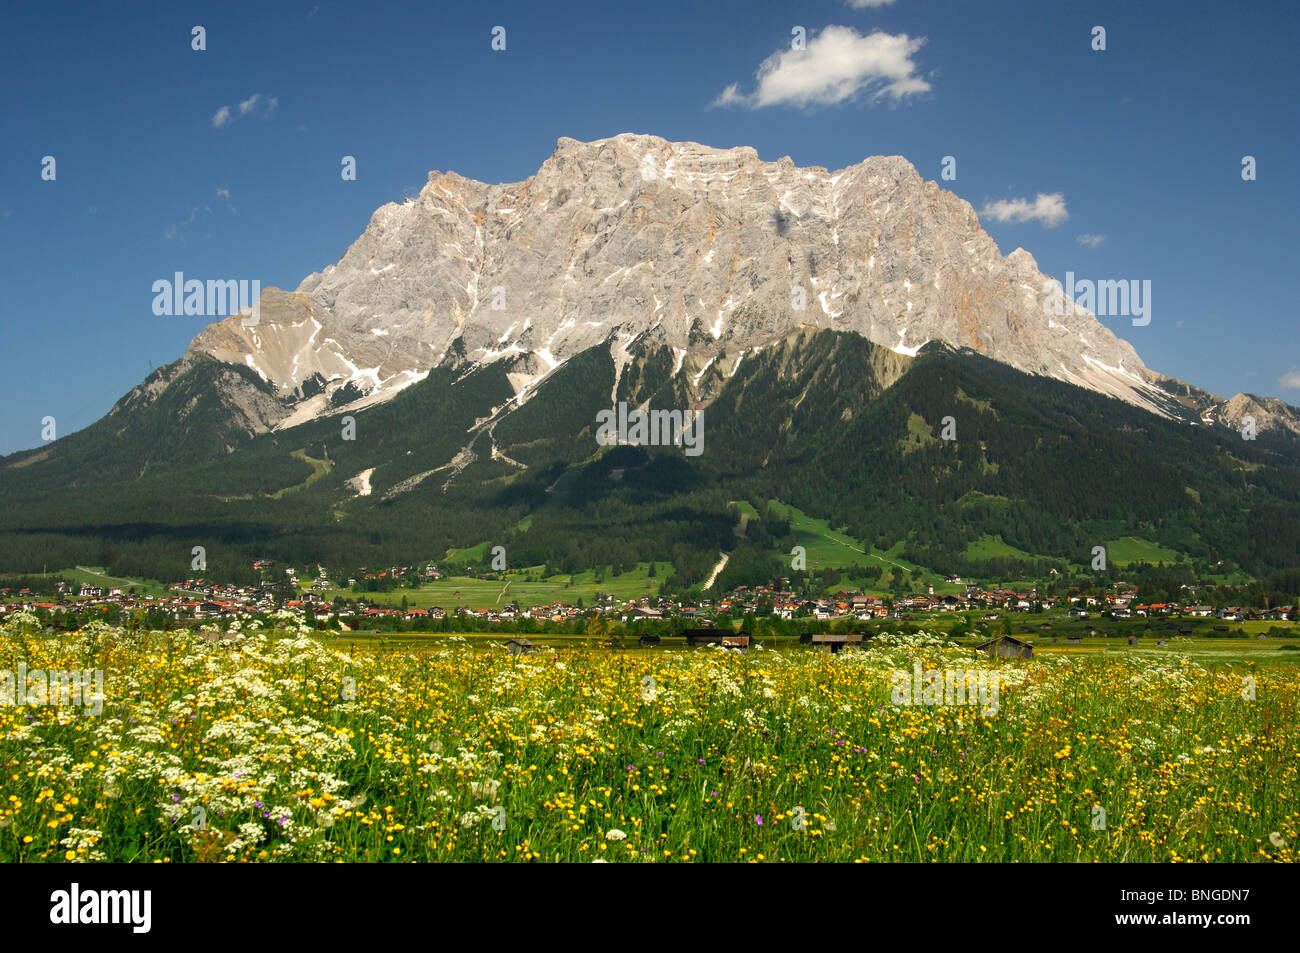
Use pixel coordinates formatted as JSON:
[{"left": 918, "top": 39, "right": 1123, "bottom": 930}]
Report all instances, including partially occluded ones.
[
  {"left": 973, "top": 635, "right": 1034, "bottom": 659},
  {"left": 809, "top": 633, "right": 864, "bottom": 654},
  {"left": 683, "top": 628, "right": 725, "bottom": 646}
]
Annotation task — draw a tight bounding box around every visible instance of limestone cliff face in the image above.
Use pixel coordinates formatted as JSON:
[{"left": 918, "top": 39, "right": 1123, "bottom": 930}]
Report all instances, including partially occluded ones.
[
  {"left": 187, "top": 133, "right": 1179, "bottom": 427},
  {"left": 1210, "top": 393, "right": 1300, "bottom": 438}
]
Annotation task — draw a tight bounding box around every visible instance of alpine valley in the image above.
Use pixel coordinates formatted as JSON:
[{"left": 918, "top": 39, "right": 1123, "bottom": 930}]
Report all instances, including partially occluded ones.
[{"left": 3, "top": 135, "right": 1298, "bottom": 590}]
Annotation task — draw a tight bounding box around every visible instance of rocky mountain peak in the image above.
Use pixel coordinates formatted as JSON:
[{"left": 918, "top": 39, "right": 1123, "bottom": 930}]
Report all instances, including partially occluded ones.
[
  {"left": 184, "top": 134, "right": 1175, "bottom": 431},
  {"left": 1214, "top": 392, "right": 1300, "bottom": 438}
]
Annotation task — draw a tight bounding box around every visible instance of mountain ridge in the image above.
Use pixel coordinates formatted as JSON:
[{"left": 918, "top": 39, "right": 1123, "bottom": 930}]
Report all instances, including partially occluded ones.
[
  {"left": 1, "top": 137, "right": 1296, "bottom": 590},
  {"left": 2, "top": 329, "right": 1296, "bottom": 589},
  {"left": 182, "top": 133, "right": 1223, "bottom": 432},
  {"left": 5, "top": 135, "right": 1298, "bottom": 482}
]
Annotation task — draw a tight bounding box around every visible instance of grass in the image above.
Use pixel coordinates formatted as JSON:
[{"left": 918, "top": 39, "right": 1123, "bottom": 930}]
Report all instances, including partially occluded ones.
[
  {"left": 745, "top": 499, "right": 1214, "bottom": 594},
  {"left": 2, "top": 620, "right": 1295, "bottom": 863},
  {"left": 60, "top": 567, "right": 173, "bottom": 599},
  {"left": 1103, "top": 536, "right": 1186, "bottom": 568},
  {"left": 268, "top": 449, "right": 333, "bottom": 500},
  {"left": 899, "top": 412, "right": 939, "bottom": 454},
  {"left": 218, "top": 448, "right": 333, "bottom": 502},
  {"left": 318, "top": 562, "right": 673, "bottom": 611},
  {"left": 765, "top": 501, "right": 916, "bottom": 574},
  {"left": 444, "top": 542, "right": 490, "bottom": 565},
  {"left": 321, "top": 629, "right": 1300, "bottom": 665},
  {"left": 963, "top": 534, "right": 1034, "bottom": 562},
  {"left": 740, "top": 499, "right": 1053, "bottom": 596}
]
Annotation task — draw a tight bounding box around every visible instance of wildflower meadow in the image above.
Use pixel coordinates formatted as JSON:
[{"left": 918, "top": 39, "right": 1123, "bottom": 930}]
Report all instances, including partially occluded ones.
[{"left": 0, "top": 613, "right": 1295, "bottom": 863}]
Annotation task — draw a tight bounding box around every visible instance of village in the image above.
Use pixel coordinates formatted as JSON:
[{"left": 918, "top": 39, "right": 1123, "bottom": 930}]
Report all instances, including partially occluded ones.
[{"left": 0, "top": 561, "right": 1291, "bottom": 634}]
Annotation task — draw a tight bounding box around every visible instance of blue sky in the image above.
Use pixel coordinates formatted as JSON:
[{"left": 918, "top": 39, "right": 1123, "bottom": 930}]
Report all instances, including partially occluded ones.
[{"left": 2, "top": 0, "right": 1297, "bottom": 455}]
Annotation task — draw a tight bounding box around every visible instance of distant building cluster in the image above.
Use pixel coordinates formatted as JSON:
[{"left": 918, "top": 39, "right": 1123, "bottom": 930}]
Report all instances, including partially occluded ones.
[{"left": 0, "top": 567, "right": 1291, "bottom": 627}]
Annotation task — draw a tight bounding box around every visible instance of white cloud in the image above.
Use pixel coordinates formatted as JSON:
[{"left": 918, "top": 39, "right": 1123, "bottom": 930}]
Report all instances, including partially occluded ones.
[
  {"left": 846, "top": 0, "right": 897, "bottom": 7},
  {"left": 1076, "top": 233, "right": 1106, "bottom": 247},
  {"left": 713, "top": 83, "right": 744, "bottom": 107},
  {"left": 213, "top": 93, "right": 277, "bottom": 129},
  {"left": 980, "top": 193, "right": 1069, "bottom": 228},
  {"left": 168, "top": 188, "right": 237, "bottom": 237},
  {"left": 1280, "top": 369, "right": 1300, "bottom": 390},
  {"left": 165, "top": 205, "right": 208, "bottom": 241},
  {"left": 713, "top": 25, "right": 930, "bottom": 109}
]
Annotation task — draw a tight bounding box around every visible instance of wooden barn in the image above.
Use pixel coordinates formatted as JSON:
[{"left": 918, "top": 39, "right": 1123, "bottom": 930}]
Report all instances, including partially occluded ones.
[
  {"left": 809, "top": 633, "right": 864, "bottom": 654},
  {"left": 683, "top": 628, "right": 725, "bottom": 646},
  {"left": 973, "top": 635, "right": 1034, "bottom": 659},
  {"left": 638, "top": 634, "right": 661, "bottom": 647},
  {"left": 504, "top": 638, "right": 536, "bottom": 656},
  {"left": 684, "top": 629, "right": 753, "bottom": 651}
]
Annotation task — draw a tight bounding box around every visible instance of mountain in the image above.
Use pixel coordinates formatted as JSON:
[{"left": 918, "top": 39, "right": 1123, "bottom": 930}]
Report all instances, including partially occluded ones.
[
  {"left": 163, "top": 134, "right": 1224, "bottom": 435},
  {"left": 2, "top": 326, "right": 1297, "bottom": 588},
  {"left": 1, "top": 136, "right": 1297, "bottom": 588},
  {"left": 34, "top": 133, "right": 1294, "bottom": 456}
]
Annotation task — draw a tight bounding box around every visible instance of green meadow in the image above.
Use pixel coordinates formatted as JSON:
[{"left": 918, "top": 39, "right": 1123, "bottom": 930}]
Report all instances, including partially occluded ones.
[{"left": 316, "top": 561, "right": 674, "bottom": 611}]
